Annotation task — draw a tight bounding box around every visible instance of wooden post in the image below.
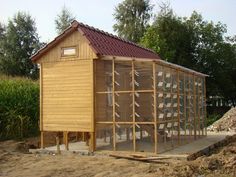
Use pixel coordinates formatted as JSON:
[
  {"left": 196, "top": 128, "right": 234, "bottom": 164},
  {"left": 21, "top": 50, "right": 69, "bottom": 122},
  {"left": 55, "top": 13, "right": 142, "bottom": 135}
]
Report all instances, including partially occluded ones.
[
  {"left": 56, "top": 132, "right": 61, "bottom": 154},
  {"left": 40, "top": 131, "right": 44, "bottom": 149},
  {"left": 63, "top": 131, "right": 69, "bottom": 150},
  {"left": 89, "top": 132, "right": 95, "bottom": 152},
  {"left": 193, "top": 75, "right": 197, "bottom": 140},
  {"left": 177, "top": 69, "right": 181, "bottom": 145},
  {"left": 112, "top": 58, "right": 116, "bottom": 150},
  {"left": 82, "top": 132, "right": 85, "bottom": 141},
  {"left": 132, "top": 60, "right": 136, "bottom": 152},
  {"left": 183, "top": 73, "right": 187, "bottom": 141},
  {"left": 204, "top": 77, "right": 207, "bottom": 136},
  {"left": 76, "top": 132, "right": 80, "bottom": 141},
  {"left": 126, "top": 128, "right": 130, "bottom": 140},
  {"left": 153, "top": 62, "right": 157, "bottom": 153},
  {"left": 188, "top": 75, "right": 192, "bottom": 141},
  {"left": 140, "top": 128, "right": 143, "bottom": 140},
  {"left": 86, "top": 133, "right": 89, "bottom": 146},
  {"left": 104, "top": 130, "right": 107, "bottom": 142},
  {"left": 40, "top": 64, "right": 44, "bottom": 149},
  {"left": 197, "top": 78, "right": 201, "bottom": 137}
]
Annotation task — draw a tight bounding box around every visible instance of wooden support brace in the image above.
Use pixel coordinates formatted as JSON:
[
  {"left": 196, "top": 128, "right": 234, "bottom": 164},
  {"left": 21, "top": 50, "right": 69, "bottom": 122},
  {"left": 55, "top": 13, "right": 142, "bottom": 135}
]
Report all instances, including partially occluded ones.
[
  {"left": 63, "top": 131, "right": 69, "bottom": 150},
  {"left": 56, "top": 132, "right": 61, "bottom": 154},
  {"left": 89, "top": 132, "right": 95, "bottom": 152},
  {"left": 40, "top": 131, "right": 44, "bottom": 149}
]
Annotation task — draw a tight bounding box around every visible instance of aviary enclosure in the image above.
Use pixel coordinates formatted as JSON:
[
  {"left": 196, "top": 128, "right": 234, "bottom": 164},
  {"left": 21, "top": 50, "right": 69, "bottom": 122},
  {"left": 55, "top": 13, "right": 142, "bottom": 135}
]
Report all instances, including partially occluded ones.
[
  {"left": 32, "top": 21, "right": 207, "bottom": 154},
  {"left": 95, "top": 59, "right": 206, "bottom": 153}
]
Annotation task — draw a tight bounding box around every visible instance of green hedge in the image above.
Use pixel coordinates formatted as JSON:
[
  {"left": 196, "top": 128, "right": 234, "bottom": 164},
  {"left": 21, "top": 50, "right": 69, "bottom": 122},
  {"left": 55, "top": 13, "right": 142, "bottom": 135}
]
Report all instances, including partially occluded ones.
[{"left": 0, "top": 75, "right": 39, "bottom": 140}]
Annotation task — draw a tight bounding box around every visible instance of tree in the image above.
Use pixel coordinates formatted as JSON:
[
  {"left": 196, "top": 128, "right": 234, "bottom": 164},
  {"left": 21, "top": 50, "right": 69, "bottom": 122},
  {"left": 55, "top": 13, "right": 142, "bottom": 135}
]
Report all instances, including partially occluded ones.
[
  {"left": 55, "top": 6, "right": 75, "bottom": 34},
  {"left": 141, "top": 5, "right": 195, "bottom": 65},
  {"left": 113, "top": 0, "right": 153, "bottom": 43},
  {"left": 0, "top": 12, "right": 41, "bottom": 79},
  {"left": 141, "top": 7, "right": 236, "bottom": 105},
  {"left": 0, "top": 23, "right": 6, "bottom": 60}
]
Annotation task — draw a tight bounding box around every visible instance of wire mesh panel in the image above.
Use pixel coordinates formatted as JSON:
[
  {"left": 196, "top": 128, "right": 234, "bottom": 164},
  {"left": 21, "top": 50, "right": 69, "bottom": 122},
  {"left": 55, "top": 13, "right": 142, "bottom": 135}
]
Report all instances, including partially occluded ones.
[
  {"left": 95, "top": 59, "right": 206, "bottom": 153},
  {"left": 114, "top": 61, "right": 132, "bottom": 91},
  {"left": 115, "top": 93, "right": 132, "bottom": 122},
  {"left": 135, "top": 92, "right": 154, "bottom": 122},
  {"left": 115, "top": 124, "right": 133, "bottom": 151},
  {"left": 95, "top": 60, "right": 112, "bottom": 92},
  {"left": 156, "top": 122, "right": 174, "bottom": 152},
  {"left": 136, "top": 124, "right": 155, "bottom": 152},
  {"left": 179, "top": 72, "right": 187, "bottom": 144},
  {"left": 185, "top": 74, "right": 195, "bottom": 142},
  {"left": 96, "top": 93, "right": 113, "bottom": 122},
  {"left": 134, "top": 62, "right": 153, "bottom": 90},
  {"left": 96, "top": 124, "right": 113, "bottom": 150},
  {"left": 95, "top": 60, "right": 113, "bottom": 122},
  {"left": 199, "top": 77, "right": 206, "bottom": 135}
]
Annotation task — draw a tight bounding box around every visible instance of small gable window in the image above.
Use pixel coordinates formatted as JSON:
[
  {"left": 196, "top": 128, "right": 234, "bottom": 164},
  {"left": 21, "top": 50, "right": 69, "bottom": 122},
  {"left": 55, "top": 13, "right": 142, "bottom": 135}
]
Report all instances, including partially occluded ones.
[{"left": 61, "top": 46, "right": 77, "bottom": 57}]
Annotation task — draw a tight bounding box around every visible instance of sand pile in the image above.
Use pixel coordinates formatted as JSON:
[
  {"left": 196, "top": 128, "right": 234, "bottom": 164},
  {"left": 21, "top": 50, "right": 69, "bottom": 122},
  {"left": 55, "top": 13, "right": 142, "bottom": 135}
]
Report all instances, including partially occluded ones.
[{"left": 208, "top": 107, "right": 236, "bottom": 132}]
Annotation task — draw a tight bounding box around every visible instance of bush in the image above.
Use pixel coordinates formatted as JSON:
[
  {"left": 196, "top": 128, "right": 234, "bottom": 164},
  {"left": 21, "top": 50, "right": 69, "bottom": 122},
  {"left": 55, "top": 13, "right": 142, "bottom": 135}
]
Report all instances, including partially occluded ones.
[
  {"left": 207, "top": 114, "right": 221, "bottom": 127},
  {"left": 0, "top": 75, "right": 39, "bottom": 140}
]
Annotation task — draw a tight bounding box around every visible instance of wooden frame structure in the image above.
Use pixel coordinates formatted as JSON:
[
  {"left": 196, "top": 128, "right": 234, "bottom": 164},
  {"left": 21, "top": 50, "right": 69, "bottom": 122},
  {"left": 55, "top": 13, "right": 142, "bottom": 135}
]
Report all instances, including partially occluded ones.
[
  {"left": 95, "top": 57, "right": 207, "bottom": 153},
  {"left": 31, "top": 21, "right": 207, "bottom": 154}
]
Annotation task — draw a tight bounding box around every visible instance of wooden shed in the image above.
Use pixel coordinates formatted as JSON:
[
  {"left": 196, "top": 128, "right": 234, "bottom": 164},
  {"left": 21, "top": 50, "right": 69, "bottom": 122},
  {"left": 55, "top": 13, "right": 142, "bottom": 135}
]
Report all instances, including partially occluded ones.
[{"left": 31, "top": 20, "right": 207, "bottom": 153}]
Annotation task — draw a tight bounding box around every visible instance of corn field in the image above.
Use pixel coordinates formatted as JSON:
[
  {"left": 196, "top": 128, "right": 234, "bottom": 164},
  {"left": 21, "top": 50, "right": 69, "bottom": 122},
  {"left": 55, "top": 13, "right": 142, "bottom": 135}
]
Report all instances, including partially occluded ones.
[{"left": 0, "top": 75, "right": 39, "bottom": 140}]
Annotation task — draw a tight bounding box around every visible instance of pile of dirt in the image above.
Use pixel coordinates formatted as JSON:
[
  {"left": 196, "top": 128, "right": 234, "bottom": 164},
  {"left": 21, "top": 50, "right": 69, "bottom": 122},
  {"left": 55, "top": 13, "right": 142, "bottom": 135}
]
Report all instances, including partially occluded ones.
[
  {"left": 208, "top": 107, "right": 236, "bottom": 132},
  {"left": 164, "top": 134, "right": 236, "bottom": 177},
  {"left": 1, "top": 135, "right": 236, "bottom": 177}
]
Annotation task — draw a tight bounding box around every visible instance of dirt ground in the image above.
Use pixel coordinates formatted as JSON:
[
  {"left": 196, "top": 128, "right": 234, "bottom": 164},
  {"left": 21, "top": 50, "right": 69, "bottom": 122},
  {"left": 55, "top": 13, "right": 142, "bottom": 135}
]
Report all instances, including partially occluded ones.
[{"left": 0, "top": 135, "right": 236, "bottom": 177}]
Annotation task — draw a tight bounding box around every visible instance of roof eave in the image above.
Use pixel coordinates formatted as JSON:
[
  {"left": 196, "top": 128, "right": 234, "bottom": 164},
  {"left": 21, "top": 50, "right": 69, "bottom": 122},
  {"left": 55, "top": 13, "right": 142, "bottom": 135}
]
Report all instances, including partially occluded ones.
[
  {"left": 100, "top": 55, "right": 208, "bottom": 77},
  {"left": 30, "top": 21, "right": 80, "bottom": 62}
]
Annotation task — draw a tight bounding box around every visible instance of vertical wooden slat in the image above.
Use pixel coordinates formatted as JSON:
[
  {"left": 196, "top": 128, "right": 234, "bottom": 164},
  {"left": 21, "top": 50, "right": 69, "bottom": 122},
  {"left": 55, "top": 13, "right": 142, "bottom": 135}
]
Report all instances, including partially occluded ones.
[
  {"left": 188, "top": 75, "right": 192, "bottom": 141},
  {"left": 193, "top": 75, "right": 197, "bottom": 140},
  {"left": 40, "top": 131, "right": 44, "bottom": 149},
  {"left": 112, "top": 58, "right": 116, "bottom": 151},
  {"left": 197, "top": 77, "right": 201, "bottom": 137},
  {"left": 183, "top": 73, "right": 187, "bottom": 141},
  {"left": 91, "top": 59, "right": 96, "bottom": 151},
  {"left": 177, "top": 69, "right": 180, "bottom": 145},
  {"left": 204, "top": 77, "right": 207, "bottom": 136},
  {"left": 40, "top": 63, "right": 44, "bottom": 149},
  {"left": 89, "top": 132, "right": 95, "bottom": 152},
  {"left": 132, "top": 60, "right": 136, "bottom": 152},
  {"left": 63, "top": 131, "right": 69, "bottom": 150},
  {"left": 153, "top": 62, "right": 157, "bottom": 153}
]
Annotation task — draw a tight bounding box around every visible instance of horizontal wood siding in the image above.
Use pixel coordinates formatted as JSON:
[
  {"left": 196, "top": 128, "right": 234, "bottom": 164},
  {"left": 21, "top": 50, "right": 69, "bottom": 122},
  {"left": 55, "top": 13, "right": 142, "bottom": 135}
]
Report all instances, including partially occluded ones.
[
  {"left": 39, "top": 31, "right": 97, "bottom": 63},
  {"left": 42, "top": 60, "right": 93, "bottom": 132}
]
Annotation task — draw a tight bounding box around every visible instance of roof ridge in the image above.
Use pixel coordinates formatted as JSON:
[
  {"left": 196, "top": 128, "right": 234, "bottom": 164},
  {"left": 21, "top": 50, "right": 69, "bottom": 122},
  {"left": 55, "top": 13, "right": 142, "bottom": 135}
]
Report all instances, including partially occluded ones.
[{"left": 77, "top": 21, "right": 157, "bottom": 55}]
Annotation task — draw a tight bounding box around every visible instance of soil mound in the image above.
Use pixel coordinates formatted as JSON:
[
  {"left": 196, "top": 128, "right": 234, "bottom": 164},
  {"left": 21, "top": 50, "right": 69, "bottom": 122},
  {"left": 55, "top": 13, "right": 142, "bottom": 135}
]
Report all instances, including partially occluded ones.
[{"left": 208, "top": 107, "right": 236, "bottom": 132}]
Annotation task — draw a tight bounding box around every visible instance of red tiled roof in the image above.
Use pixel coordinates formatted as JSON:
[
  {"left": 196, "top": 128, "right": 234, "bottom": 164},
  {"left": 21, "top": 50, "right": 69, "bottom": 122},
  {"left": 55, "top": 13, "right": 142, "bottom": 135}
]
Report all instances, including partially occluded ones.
[{"left": 31, "top": 20, "right": 160, "bottom": 61}]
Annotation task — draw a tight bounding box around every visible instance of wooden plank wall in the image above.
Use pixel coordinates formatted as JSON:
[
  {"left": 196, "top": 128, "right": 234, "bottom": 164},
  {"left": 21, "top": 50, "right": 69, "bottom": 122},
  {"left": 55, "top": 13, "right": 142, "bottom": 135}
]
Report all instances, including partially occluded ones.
[
  {"left": 38, "top": 31, "right": 96, "bottom": 63},
  {"left": 42, "top": 60, "right": 94, "bottom": 132}
]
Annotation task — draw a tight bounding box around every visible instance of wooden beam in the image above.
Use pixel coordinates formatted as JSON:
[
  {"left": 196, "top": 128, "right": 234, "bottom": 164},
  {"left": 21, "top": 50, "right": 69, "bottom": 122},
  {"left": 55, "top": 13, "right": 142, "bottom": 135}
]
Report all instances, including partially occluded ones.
[
  {"left": 177, "top": 69, "right": 181, "bottom": 145},
  {"left": 56, "top": 132, "right": 61, "bottom": 154},
  {"left": 63, "top": 131, "right": 69, "bottom": 150},
  {"left": 112, "top": 58, "right": 116, "bottom": 151},
  {"left": 153, "top": 62, "right": 158, "bottom": 153},
  {"left": 96, "top": 121, "right": 155, "bottom": 124},
  {"left": 100, "top": 56, "right": 208, "bottom": 77},
  {"left": 40, "top": 131, "right": 44, "bottom": 149},
  {"left": 89, "top": 132, "right": 95, "bottom": 152},
  {"left": 204, "top": 77, "right": 207, "bottom": 136},
  {"left": 183, "top": 73, "right": 187, "bottom": 141},
  {"left": 193, "top": 75, "right": 197, "bottom": 140},
  {"left": 91, "top": 59, "right": 95, "bottom": 139},
  {"left": 40, "top": 63, "right": 43, "bottom": 132},
  {"left": 132, "top": 60, "right": 136, "bottom": 152},
  {"left": 40, "top": 65, "right": 44, "bottom": 149}
]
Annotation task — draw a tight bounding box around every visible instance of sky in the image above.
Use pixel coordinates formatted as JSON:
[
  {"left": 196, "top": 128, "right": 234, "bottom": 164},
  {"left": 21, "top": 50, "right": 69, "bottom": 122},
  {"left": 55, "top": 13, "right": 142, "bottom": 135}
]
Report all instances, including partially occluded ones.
[{"left": 0, "top": 0, "right": 235, "bottom": 42}]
